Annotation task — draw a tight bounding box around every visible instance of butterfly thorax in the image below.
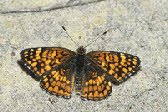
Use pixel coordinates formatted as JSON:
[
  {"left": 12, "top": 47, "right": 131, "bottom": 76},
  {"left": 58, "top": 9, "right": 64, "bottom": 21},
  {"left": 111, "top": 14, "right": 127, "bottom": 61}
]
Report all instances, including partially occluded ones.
[{"left": 75, "top": 46, "right": 86, "bottom": 94}]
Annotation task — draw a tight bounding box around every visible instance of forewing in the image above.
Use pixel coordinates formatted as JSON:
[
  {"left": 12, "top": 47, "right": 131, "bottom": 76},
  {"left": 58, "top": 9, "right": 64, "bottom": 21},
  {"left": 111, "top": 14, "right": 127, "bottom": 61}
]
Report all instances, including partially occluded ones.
[
  {"left": 20, "top": 47, "right": 75, "bottom": 77},
  {"left": 40, "top": 59, "right": 75, "bottom": 98},
  {"left": 87, "top": 51, "right": 140, "bottom": 83},
  {"left": 81, "top": 59, "right": 112, "bottom": 101}
]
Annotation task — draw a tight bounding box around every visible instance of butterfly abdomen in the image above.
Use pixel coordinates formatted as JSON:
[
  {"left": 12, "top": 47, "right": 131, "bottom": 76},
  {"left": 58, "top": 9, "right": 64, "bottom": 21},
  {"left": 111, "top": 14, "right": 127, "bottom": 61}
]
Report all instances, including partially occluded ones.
[{"left": 75, "top": 53, "right": 85, "bottom": 94}]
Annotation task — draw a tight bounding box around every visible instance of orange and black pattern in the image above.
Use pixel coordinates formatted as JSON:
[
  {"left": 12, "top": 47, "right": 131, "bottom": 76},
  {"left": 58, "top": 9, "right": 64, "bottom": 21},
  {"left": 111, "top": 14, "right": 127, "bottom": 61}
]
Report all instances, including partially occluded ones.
[
  {"left": 87, "top": 51, "right": 140, "bottom": 84},
  {"left": 21, "top": 47, "right": 75, "bottom": 77},
  {"left": 20, "top": 46, "right": 140, "bottom": 101}
]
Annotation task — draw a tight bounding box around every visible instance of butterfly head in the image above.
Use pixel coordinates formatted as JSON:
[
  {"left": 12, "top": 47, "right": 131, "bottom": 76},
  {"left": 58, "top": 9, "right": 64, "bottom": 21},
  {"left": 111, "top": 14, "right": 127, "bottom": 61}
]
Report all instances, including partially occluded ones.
[{"left": 77, "top": 46, "right": 86, "bottom": 54}]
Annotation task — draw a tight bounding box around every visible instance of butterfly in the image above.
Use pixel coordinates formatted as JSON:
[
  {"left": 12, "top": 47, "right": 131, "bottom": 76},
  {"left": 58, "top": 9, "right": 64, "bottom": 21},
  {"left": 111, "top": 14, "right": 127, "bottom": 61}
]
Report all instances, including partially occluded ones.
[{"left": 20, "top": 45, "right": 140, "bottom": 101}]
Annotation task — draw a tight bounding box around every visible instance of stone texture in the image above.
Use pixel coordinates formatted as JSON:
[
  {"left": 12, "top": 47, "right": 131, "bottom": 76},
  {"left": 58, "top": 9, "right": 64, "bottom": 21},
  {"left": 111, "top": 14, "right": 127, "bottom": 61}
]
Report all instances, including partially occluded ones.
[{"left": 0, "top": 0, "right": 168, "bottom": 112}]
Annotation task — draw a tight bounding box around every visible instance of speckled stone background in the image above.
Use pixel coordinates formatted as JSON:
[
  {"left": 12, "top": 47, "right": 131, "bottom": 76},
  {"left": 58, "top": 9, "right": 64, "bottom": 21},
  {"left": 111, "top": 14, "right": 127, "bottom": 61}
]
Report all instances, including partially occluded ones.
[{"left": 0, "top": 0, "right": 168, "bottom": 112}]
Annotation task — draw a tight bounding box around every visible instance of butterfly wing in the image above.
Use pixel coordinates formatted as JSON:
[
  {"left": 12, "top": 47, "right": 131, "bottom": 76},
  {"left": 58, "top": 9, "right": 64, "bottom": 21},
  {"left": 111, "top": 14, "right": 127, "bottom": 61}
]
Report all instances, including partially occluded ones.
[
  {"left": 21, "top": 47, "right": 76, "bottom": 98},
  {"left": 81, "top": 58, "right": 112, "bottom": 101},
  {"left": 87, "top": 51, "right": 140, "bottom": 84},
  {"left": 40, "top": 59, "right": 75, "bottom": 98},
  {"left": 20, "top": 47, "right": 76, "bottom": 77}
]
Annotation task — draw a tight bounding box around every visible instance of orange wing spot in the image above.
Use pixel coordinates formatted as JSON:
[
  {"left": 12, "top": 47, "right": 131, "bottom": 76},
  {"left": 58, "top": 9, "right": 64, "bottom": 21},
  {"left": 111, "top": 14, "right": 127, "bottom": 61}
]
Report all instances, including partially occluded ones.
[
  {"left": 36, "top": 50, "right": 41, "bottom": 54},
  {"left": 117, "top": 77, "right": 122, "bottom": 81},
  {"left": 89, "top": 86, "right": 93, "bottom": 91},
  {"left": 93, "top": 80, "right": 96, "bottom": 84},
  {"left": 42, "top": 76, "right": 46, "bottom": 80},
  {"left": 61, "top": 83, "right": 66, "bottom": 89},
  {"left": 36, "top": 56, "right": 41, "bottom": 60},
  {"left": 24, "top": 51, "right": 28, "bottom": 54},
  {"left": 98, "top": 86, "right": 102, "bottom": 91},
  {"left": 115, "top": 67, "right": 119, "bottom": 71},
  {"left": 53, "top": 86, "right": 58, "bottom": 92},
  {"left": 127, "top": 62, "right": 131, "bottom": 65},
  {"left": 56, "top": 59, "right": 61, "bottom": 64},
  {"left": 51, "top": 71, "right": 56, "bottom": 75},
  {"left": 35, "top": 53, "right": 40, "bottom": 57},
  {"left": 99, "top": 93, "right": 103, "bottom": 98},
  {"left": 60, "top": 76, "right": 63, "bottom": 81},
  {"left": 36, "top": 71, "right": 40, "bottom": 75},
  {"left": 97, "top": 81, "right": 100, "bottom": 86},
  {"left": 133, "top": 61, "right": 137, "bottom": 65},
  {"left": 63, "top": 77, "right": 66, "bottom": 82},
  {"left": 128, "top": 67, "right": 132, "bottom": 71},
  {"left": 45, "top": 60, "right": 51, "bottom": 65},
  {"left": 109, "top": 69, "right": 115, "bottom": 75},
  {"left": 51, "top": 81, "right": 56, "bottom": 86},
  {"left": 31, "top": 62, "right": 37, "bottom": 67},
  {"left": 33, "top": 67, "right": 37, "bottom": 71},
  {"left": 48, "top": 87, "right": 53, "bottom": 91},
  {"left": 56, "top": 81, "right": 61, "bottom": 86},
  {"left": 54, "top": 71, "right": 59, "bottom": 78},
  {"left": 101, "top": 76, "right": 105, "bottom": 81},
  {"left": 132, "top": 66, "right": 136, "bottom": 68},
  {"left": 85, "top": 82, "right": 89, "bottom": 86},
  {"left": 94, "top": 91, "right": 98, "bottom": 97},
  {"left": 109, "top": 54, "right": 113, "bottom": 61},
  {"left": 110, "top": 64, "right": 115, "bottom": 69},
  {"left": 30, "top": 56, "right": 33, "bottom": 59},
  {"left": 51, "top": 51, "right": 56, "bottom": 58},
  {"left": 102, "top": 84, "right": 105, "bottom": 89},
  {"left": 94, "top": 86, "right": 97, "bottom": 91},
  {"left": 106, "top": 85, "right": 110, "bottom": 90},
  {"left": 98, "top": 76, "right": 102, "bottom": 83},
  {"left": 128, "top": 59, "right": 132, "bottom": 61},
  {"left": 41, "top": 68, "right": 45, "bottom": 74},
  {"left": 64, "top": 92, "right": 70, "bottom": 96},
  {"left": 49, "top": 78, "right": 53, "bottom": 82},
  {"left": 45, "top": 82, "right": 49, "bottom": 88},
  {"left": 56, "top": 76, "right": 60, "bottom": 81},
  {"left": 66, "top": 86, "right": 71, "bottom": 93},
  {"left": 48, "top": 51, "right": 52, "bottom": 57},
  {"left": 41, "top": 58, "right": 46, "bottom": 61},
  {"left": 83, "top": 87, "right": 88, "bottom": 94},
  {"left": 121, "top": 55, "right": 126, "bottom": 60},
  {"left": 88, "top": 92, "right": 93, "bottom": 99},
  {"left": 24, "top": 54, "right": 28, "bottom": 57},
  {"left": 103, "top": 90, "right": 107, "bottom": 96},
  {"left": 122, "top": 73, "right": 126, "bottom": 77},
  {"left": 114, "top": 73, "right": 118, "bottom": 79},
  {"left": 106, "top": 55, "right": 110, "bottom": 61},
  {"left": 133, "top": 58, "right": 137, "bottom": 61},
  {"left": 108, "top": 82, "right": 112, "bottom": 86},
  {"left": 118, "top": 65, "right": 122, "bottom": 68},
  {"left": 32, "top": 58, "right": 36, "bottom": 61},
  {"left": 61, "top": 69, "right": 64, "bottom": 75},
  {"left": 89, "top": 80, "right": 93, "bottom": 84},
  {"left": 122, "top": 68, "right": 128, "bottom": 73},
  {"left": 45, "top": 65, "right": 51, "bottom": 71},
  {"left": 27, "top": 61, "right": 31, "bottom": 64},
  {"left": 59, "top": 90, "right": 64, "bottom": 95},
  {"left": 114, "top": 63, "right": 119, "bottom": 66},
  {"left": 66, "top": 80, "right": 70, "bottom": 84},
  {"left": 113, "top": 55, "right": 119, "bottom": 62},
  {"left": 42, "top": 50, "right": 48, "bottom": 57},
  {"left": 120, "top": 61, "right": 125, "bottom": 65},
  {"left": 82, "top": 94, "right": 87, "bottom": 98},
  {"left": 102, "top": 61, "right": 106, "bottom": 66},
  {"left": 98, "top": 54, "right": 105, "bottom": 61},
  {"left": 30, "top": 52, "right": 33, "bottom": 55}
]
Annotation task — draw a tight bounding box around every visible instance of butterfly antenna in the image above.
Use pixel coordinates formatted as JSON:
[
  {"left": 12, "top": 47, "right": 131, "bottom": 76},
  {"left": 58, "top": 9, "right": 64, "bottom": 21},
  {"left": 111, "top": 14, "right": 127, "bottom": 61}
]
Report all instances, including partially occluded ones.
[
  {"left": 62, "top": 26, "right": 79, "bottom": 47},
  {"left": 84, "top": 30, "right": 107, "bottom": 48}
]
